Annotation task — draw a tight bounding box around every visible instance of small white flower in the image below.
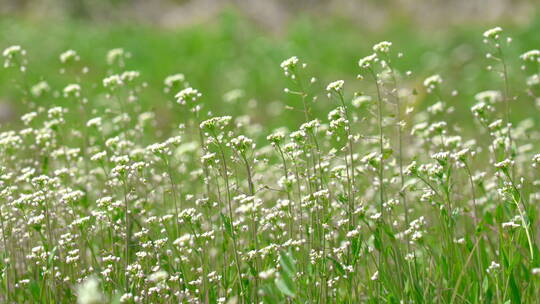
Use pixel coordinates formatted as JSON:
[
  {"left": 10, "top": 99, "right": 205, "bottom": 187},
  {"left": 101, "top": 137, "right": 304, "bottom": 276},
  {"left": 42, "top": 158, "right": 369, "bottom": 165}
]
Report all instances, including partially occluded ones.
[
  {"left": 483, "top": 27, "right": 503, "bottom": 39},
  {"left": 63, "top": 83, "right": 81, "bottom": 97},
  {"left": 358, "top": 53, "right": 377, "bottom": 69},
  {"left": 326, "top": 80, "right": 344, "bottom": 92},
  {"left": 149, "top": 270, "right": 168, "bottom": 283},
  {"left": 423, "top": 74, "right": 443, "bottom": 90},
  {"left": 175, "top": 87, "right": 201, "bottom": 105},
  {"left": 31, "top": 81, "right": 50, "bottom": 97},
  {"left": 60, "top": 49, "right": 79, "bottom": 63},
  {"left": 76, "top": 276, "right": 104, "bottom": 304},
  {"left": 486, "top": 261, "right": 500, "bottom": 274},
  {"left": 103, "top": 75, "right": 123, "bottom": 89},
  {"left": 280, "top": 56, "right": 299, "bottom": 71},
  {"left": 164, "top": 73, "right": 185, "bottom": 87},
  {"left": 520, "top": 49, "right": 540, "bottom": 62},
  {"left": 107, "top": 48, "right": 126, "bottom": 65},
  {"left": 373, "top": 41, "right": 392, "bottom": 54}
]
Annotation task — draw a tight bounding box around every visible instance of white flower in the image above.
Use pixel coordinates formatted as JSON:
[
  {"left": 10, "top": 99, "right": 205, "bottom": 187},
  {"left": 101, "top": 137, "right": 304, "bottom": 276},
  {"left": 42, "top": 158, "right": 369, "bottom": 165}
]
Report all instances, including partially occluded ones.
[
  {"left": 352, "top": 95, "right": 372, "bottom": 108},
  {"left": 326, "top": 80, "right": 344, "bottom": 92},
  {"left": 149, "top": 270, "right": 168, "bottom": 282},
  {"left": 280, "top": 56, "right": 299, "bottom": 71},
  {"left": 103, "top": 75, "right": 123, "bottom": 89},
  {"left": 527, "top": 74, "right": 539, "bottom": 87},
  {"left": 175, "top": 87, "right": 201, "bottom": 105},
  {"left": 76, "top": 277, "right": 104, "bottom": 304},
  {"left": 2, "top": 45, "right": 23, "bottom": 58},
  {"left": 86, "top": 117, "right": 102, "bottom": 128},
  {"left": 259, "top": 269, "right": 276, "bottom": 279},
  {"left": 107, "top": 48, "right": 126, "bottom": 65},
  {"left": 358, "top": 53, "right": 377, "bottom": 68},
  {"left": 200, "top": 116, "right": 231, "bottom": 131},
  {"left": 3, "top": 45, "right": 26, "bottom": 68},
  {"left": 475, "top": 90, "right": 502, "bottom": 103},
  {"left": 486, "top": 261, "right": 500, "bottom": 274},
  {"left": 121, "top": 70, "right": 140, "bottom": 82},
  {"left": 494, "top": 158, "right": 514, "bottom": 169},
  {"left": 373, "top": 41, "right": 392, "bottom": 54},
  {"left": 63, "top": 83, "right": 81, "bottom": 97},
  {"left": 483, "top": 27, "right": 503, "bottom": 39},
  {"left": 520, "top": 49, "right": 540, "bottom": 62},
  {"left": 119, "top": 293, "right": 133, "bottom": 303},
  {"left": 231, "top": 135, "right": 254, "bottom": 152},
  {"left": 423, "top": 74, "right": 442, "bottom": 90},
  {"left": 60, "top": 49, "right": 79, "bottom": 63},
  {"left": 164, "top": 73, "right": 185, "bottom": 87},
  {"left": 31, "top": 81, "right": 50, "bottom": 97}
]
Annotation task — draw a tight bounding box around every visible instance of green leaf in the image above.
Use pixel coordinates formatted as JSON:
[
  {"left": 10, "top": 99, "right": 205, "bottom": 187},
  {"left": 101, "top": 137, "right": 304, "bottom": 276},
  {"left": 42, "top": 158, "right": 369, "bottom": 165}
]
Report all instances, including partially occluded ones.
[
  {"left": 328, "top": 256, "right": 345, "bottom": 275},
  {"left": 508, "top": 275, "right": 521, "bottom": 304},
  {"left": 275, "top": 250, "right": 297, "bottom": 298},
  {"left": 275, "top": 276, "right": 296, "bottom": 298},
  {"left": 220, "top": 213, "right": 233, "bottom": 238},
  {"left": 279, "top": 250, "right": 296, "bottom": 276}
]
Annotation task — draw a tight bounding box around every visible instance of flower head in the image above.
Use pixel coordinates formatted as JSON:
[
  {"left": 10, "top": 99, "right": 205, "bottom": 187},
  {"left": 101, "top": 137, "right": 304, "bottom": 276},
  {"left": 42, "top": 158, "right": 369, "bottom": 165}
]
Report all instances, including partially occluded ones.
[
  {"left": 175, "top": 87, "right": 202, "bottom": 105},
  {"left": 483, "top": 27, "right": 503, "bottom": 40},
  {"left": 326, "top": 80, "right": 344, "bottom": 93},
  {"left": 373, "top": 41, "right": 392, "bottom": 54}
]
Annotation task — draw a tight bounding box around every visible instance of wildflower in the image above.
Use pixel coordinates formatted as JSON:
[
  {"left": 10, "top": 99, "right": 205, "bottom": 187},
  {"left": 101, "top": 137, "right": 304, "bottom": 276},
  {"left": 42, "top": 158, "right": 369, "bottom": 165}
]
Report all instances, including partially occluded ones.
[
  {"left": 483, "top": 27, "right": 503, "bottom": 40},
  {"left": 502, "top": 221, "right": 520, "bottom": 229},
  {"left": 200, "top": 116, "right": 231, "bottom": 131},
  {"left": 527, "top": 74, "right": 539, "bottom": 87},
  {"left": 372, "top": 41, "right": 392, "bottom": 54},
  {"left": 175, "top": 87, "right": 201, "bottom": 105},
  {"left": 164, "top": 73, "right": 185, "bottom": 87},
  {"left": 76, "top": 276, "right": 104, "bottom": 304},
  {"left": 21, "top": 112, "right": 38, "bottom": 125},
  {"left": 63, "top": 83, "right": 81, "bottom": 98},
  {"left": 259, "top": 269, "right": 276, "bottom": 279},
  {"left": 31, "top": 81, "right": 50, "bottom": 97},
  {"left": 267, "top": 131, "right": 285, "bottom": 145},
  {"left": 486, "top": 261, "right": 501, "bottom": 274},
  {"left": 102, "top": 75, "right": 123, "bottom": 89},
  {"left": 475, "top": 90, "right": 502, "bottom": 104},
  {"left": 107, "top": 48, "right": 126, "bottom": 65},
  {"left": 520, "top": 49, "right": 540, "bottom": 62},
  {"left": 358, "top": 53, "right": 377, "bottom": 69},
  {"left": 494, "top": 158, "right": 514, "bottom": 170},
  {"left": 404, "top": 161, "right": 418, "bottom": 175},
  {"left": 423, "top": 74, "right": 442, "bottom": 91},
  {"left": 280, "top": 56, "right": 299, "bottom": 72},
  {"left": 533, "top": 154, "right": 540, "bottom": 168},
  {"left": 60, "top": 49, "right": 79, "bottom": 63},
  {"left": 326, "top": 80, "right": 344, "bottom": 93},
  {"left": 119, "top": 293, "right": 133, "bottom": 303},
  {"left": 121, "top": 70, "right": 140, "bottom": 82},
  {"left": 231, "top": 135, "right": 254, "bottom": 153},
  {"left": 149, "top": 270, "right": 169, "bottom": 283},
  {"left": 352, "top": 95, "right": 372, "bottom": 108},
  {"left": 2, "top": 45, "right": 26, "bottom": 68},
  {"left": 86, "top": 117, "right": 102, "bottom": 128}
]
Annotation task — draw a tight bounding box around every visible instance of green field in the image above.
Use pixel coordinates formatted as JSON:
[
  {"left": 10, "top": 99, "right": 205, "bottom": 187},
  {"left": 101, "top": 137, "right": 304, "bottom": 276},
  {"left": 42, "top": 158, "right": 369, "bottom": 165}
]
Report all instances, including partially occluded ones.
[{"left": 1, "top": 6, "right": 540, "bottom": 304}]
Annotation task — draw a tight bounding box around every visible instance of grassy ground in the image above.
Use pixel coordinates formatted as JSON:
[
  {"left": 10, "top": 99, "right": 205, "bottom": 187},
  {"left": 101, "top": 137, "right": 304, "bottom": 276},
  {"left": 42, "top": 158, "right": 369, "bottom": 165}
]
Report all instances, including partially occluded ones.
[{"left": 1, "top": 8, "right": 540, "bottom": 304}]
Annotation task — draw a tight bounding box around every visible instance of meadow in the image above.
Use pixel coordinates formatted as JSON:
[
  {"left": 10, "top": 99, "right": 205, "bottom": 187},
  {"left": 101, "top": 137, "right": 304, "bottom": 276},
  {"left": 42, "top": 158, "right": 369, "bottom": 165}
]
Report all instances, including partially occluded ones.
[{"left": 1, "top": 10, "right": 540, "bottom": 303}]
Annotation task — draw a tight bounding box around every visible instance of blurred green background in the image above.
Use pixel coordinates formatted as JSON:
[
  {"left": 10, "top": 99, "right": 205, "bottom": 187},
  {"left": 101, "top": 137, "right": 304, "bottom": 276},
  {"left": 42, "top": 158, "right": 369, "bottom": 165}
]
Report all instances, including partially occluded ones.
[{"left": 1, "top": 0, "right": 539, "bottom": 132}]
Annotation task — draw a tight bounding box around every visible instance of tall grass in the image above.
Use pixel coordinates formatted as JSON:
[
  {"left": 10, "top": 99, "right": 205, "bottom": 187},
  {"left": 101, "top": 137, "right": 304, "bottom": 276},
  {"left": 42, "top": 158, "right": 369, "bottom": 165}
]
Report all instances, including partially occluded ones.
[{"left": 0, "top": 27, "right": 540, "bottom": 303}]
